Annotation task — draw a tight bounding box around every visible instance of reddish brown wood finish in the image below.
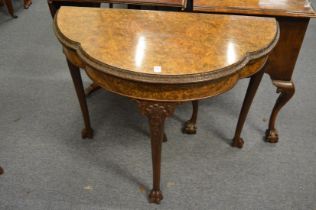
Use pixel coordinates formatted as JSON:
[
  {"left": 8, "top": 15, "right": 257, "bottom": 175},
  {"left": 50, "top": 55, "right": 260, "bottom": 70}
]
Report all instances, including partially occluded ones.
[
  {"left": 265, "top": 80, "right": 295, "bottom": 143},
  {"left": 66, "top": 59, "right": 94, "bottom": 139},
  {"left": 138, "top": 101, "right": 177, "bottom": 203},
  {"left": 232, "top": 69, "right": 265, "bottom": 148}
]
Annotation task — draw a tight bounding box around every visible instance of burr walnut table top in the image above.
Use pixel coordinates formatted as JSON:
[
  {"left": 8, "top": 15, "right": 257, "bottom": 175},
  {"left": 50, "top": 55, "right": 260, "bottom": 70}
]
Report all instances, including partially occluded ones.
[
  {"left": 54, "top": 7, "right": 278, "bottom": 101},
  {"left": 193, "top": 0, "right": 316, "bottom": 17},
  {"left": 55, "top": 7, "right": 278, "bottom": 84}
]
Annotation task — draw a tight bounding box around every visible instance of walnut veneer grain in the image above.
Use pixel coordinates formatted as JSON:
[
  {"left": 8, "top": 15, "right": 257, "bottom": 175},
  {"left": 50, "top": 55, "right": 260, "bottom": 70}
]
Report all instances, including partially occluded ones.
[{"left": 55, "top": 7, "right": 278, "bottom": 84}]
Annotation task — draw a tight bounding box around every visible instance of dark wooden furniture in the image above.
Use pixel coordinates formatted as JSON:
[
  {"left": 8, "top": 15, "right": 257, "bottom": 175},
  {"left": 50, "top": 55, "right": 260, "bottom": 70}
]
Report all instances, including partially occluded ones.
[
  {"left": 0, "top": 0, "right": 32, "bottom": 18},
  {"left": 47, "top": 0, "right": 185, "bottom": 17},
  {"left": 0, "top": 166, "right": 3, "bottom": 175},
  {"left": 54, "top": 7, "right": 278, "bottom": 203},
  {"left": 183, "top": 0, "right": 316, "bottom": 147}
]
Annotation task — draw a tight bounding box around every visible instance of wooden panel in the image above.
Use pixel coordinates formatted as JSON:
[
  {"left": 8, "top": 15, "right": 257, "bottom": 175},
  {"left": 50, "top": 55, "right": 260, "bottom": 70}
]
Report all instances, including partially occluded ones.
[{"left": 193, "top": 0, "right": 316, "bottom": 18}]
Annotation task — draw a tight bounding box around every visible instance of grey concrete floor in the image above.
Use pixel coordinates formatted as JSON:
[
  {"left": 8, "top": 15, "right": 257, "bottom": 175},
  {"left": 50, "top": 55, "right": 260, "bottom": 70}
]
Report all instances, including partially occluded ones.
[{"left": 0, "top": 1, "right": 315, "bottom": 209}]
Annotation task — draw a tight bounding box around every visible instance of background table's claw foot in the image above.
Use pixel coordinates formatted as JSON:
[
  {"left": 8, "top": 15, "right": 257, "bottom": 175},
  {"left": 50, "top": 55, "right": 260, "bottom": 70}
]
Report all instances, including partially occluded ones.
[
  {"left": 231, "top": 137, "right": 244, "bottom": 148},
  {"left": 149, "top": 189, "right": 163, "bottom": 204},
  {"left": 265, "top": 129, "right": 279, "bottom": 143},
  {"left": 24, "top": 0, "right": 32, "bottom": 9},
  {"left": 182, "top": 121, "right": 197, "bottom": 134},
  {"left": 81, "top": 128, "right": 93, "bottom": 139},
  {"left": 0, "top": 166, "right": 4, "bottom": 175}
]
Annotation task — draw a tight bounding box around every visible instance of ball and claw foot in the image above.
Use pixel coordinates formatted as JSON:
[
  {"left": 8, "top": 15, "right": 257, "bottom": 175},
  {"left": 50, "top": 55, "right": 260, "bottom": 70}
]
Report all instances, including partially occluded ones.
[
  {"left": 231, "top": 137, "right": 244, "bottom": 148},
  {"left": 24, "top": 0, "right": 32, "bottom": 9},
  {"left": 182, "top": 121, "right": 197, "bottom": 134},
  {"left": 149, "top": 189, "right": 163, "bottom": 204},
  {"left": 81, "top": 128, "right": 94, "bottom": 139},
  {"left": 265, "top": 129, "right": 279, "bottom": 143}
]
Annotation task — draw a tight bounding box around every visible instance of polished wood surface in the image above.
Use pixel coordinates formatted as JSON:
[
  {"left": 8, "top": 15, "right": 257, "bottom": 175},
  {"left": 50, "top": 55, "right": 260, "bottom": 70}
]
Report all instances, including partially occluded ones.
[
  {"left": 56, "top": 7, "right": 278, "bottom": 84},
  {"left": 54, "top": 7, "right": 278, "bottom": 203},
  {"left": 193, "top": 0, "right": 316, "bottom": 17}
]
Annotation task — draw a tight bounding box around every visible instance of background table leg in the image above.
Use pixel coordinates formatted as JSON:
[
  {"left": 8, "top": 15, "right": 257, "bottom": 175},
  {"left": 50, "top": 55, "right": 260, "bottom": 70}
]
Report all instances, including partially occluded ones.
[
  {"left": 67, "top": 59, "right": 93, "bottom": 139},
  {"left": 265, "top": 81, "right": 295, "bottom": 143},
  {"left": 182, "top": 100, "right": 198, "bottom": 134},
  {"left": 0, "top": 166, "right": 3, "bottom": 175},
  {"left": 264, "top": 17, "right": 309, "bottom": 143},
  {"left": 232, "top": 70, "right": 265, "bottom": 148},
  {"left": 4, "top": 0, "right": 17, "bottom": 18},
  {"left": 138, "top": 101, "right": 176, "bottom": 204}
]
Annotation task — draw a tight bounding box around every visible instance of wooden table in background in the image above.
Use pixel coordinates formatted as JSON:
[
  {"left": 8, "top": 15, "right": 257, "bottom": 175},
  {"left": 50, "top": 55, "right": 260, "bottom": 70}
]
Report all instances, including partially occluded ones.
[
  {"left": 0, "top": 0, "right": 32, "bottom": 18},
  {"left": 54, "top": 7, "right": 278, "bottom": 203},
  {"left": 47, "top": 0, "right": 186, "bottom": 17},
  {"left": 183, "top": 0, "right": 316, "bottom": 146}
]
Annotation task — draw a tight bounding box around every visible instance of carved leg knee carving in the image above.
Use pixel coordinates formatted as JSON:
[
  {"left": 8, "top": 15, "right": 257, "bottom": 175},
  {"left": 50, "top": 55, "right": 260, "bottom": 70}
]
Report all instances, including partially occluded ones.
[
  {"left": 138, "top": 101, "right": 177, "bottom": 204},
  {"left": 232, "top": 70, "right": 264, "bottom": 148},
  {"left": 182, "top": 100, "right": 198, "bottom": 134},
  {"left": 67, "top": 59, "right": 94, "bottom": 139},
  {"left": 265, "top": 81, "right": 295, "bottom": 143}
]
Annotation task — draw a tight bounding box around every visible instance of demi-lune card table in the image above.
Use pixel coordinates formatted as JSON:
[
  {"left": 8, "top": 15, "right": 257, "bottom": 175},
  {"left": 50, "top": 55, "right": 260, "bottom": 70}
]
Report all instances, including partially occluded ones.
[
  {"left": 54, "top": 6, "right": 279, "bottom": 203},
  {"left": 183, "top": 0, "right": 316, "bottom": 146}
]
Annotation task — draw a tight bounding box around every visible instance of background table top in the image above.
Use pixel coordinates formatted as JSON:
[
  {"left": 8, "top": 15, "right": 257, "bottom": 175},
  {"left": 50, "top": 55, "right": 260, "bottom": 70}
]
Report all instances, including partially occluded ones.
[
  {"left": 193, "top": 0, "right": 316, "bottom": 17},
  {"left": 55, "top": 7, "right": 278, "bottom": 83},
  {"left": 49, "top": 0, "right": 186, "bottom": 7}
]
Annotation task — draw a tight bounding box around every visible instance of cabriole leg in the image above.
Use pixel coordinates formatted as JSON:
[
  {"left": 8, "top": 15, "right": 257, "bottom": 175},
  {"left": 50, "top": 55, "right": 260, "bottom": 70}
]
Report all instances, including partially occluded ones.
[
  {"left": 232, "top": 70, "right": 265, "bottom": 148},
  {"left": 66, "top": 59, "right": 93, "bottom": 139},
  {"left": 265, "top": 81, "right": 295, "bottom": 143},
  {"left": 138, "top": 101, "right": 176, "bottom": 204},
  {"left": 182, "top": 100, "right": 198, "bottom": 134}
]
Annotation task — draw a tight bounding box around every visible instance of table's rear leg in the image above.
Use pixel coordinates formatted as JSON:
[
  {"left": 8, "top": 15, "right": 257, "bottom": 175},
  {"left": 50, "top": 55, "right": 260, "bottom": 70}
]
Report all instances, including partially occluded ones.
[
  {"left": 138, "top": 101, "right": 176, "bottom": 204},
  {"left": 232, "top": 70, "right": 265, "bottom": 148},
  {"left": 66, "top": 59, "right": 93, "bottom": 139},
  {"left": 265, "top": 81, "right": 295, "bottom": 143},
  {"left": 0, "top": 166, "right": 3, "bottom": 175},
  {"left": 182, "top": 100, "right": 198, "bottom": 134}
]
